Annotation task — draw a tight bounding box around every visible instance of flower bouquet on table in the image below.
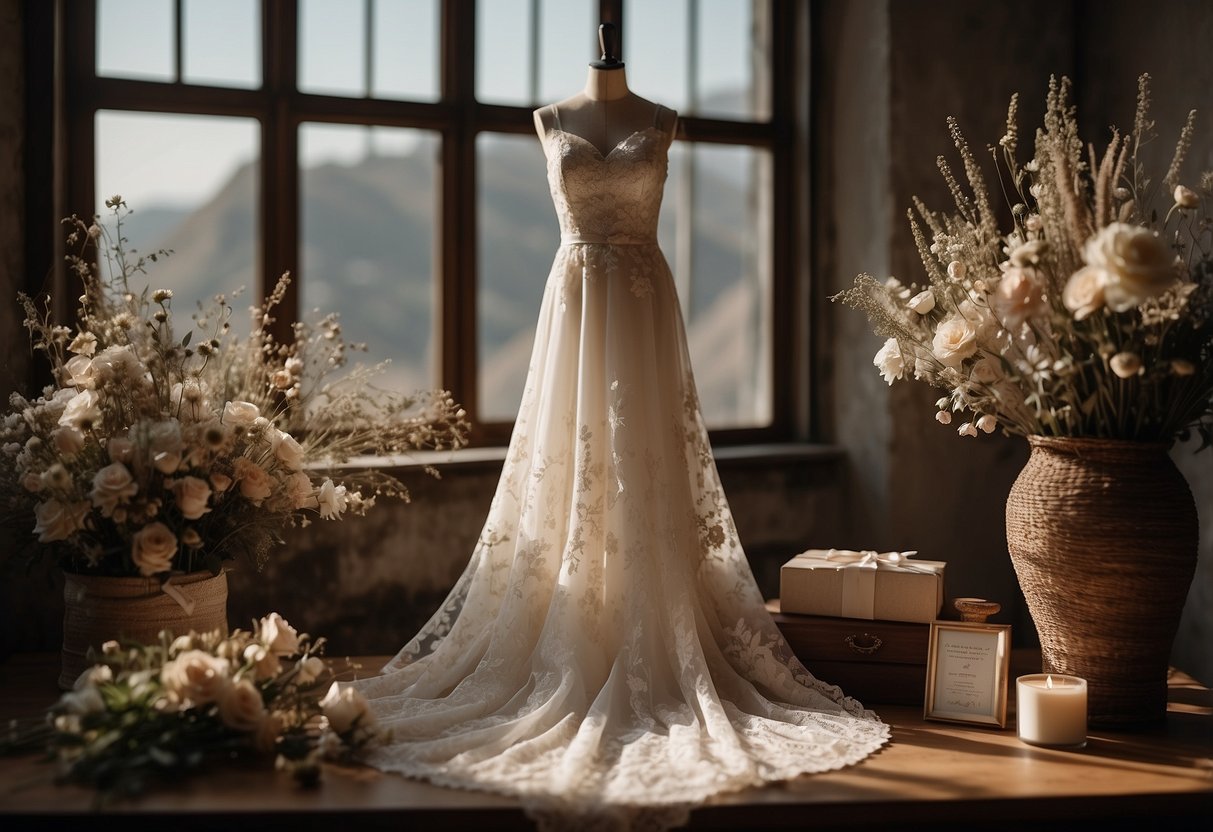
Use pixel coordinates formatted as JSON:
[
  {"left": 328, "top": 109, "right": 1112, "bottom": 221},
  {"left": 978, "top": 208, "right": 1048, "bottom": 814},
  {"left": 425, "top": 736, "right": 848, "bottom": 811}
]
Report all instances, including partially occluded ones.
[
  {"left": 0, "top": 197, "right": 469, "bottom": 579},
  {"left": 2, "top": 613, "right": 379, "bottom": 797},
  {"left": 834, "top": 75, "right": 1210, "bottom": 723}
]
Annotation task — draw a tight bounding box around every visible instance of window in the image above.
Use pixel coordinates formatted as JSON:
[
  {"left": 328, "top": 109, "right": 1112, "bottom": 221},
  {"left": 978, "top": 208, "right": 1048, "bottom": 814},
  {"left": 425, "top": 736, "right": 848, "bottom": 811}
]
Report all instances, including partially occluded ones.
[{"left": 51, "top": 0, "right": 800, "bottom": 445}]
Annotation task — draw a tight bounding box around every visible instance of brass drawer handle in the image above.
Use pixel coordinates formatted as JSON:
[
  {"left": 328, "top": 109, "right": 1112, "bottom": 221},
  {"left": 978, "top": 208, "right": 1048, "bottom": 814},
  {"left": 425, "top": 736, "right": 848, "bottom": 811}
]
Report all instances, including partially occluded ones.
[{"left": 844, "top": 634, "right": 883, "bottom": 655}]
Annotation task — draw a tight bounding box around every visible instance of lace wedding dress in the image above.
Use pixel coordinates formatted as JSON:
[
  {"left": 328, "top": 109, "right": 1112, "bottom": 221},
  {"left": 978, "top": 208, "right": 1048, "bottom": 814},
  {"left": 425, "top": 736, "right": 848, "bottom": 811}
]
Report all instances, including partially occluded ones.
[{"left": 355, "top": 103, "right": 889, "bottom": 828}]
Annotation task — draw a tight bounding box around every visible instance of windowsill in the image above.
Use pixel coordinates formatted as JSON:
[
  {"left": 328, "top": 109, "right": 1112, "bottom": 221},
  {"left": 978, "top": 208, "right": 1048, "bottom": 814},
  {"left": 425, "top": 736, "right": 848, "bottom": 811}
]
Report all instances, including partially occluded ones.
[{"left": 334, "top": 443, "right": 845, "bottom": 475}]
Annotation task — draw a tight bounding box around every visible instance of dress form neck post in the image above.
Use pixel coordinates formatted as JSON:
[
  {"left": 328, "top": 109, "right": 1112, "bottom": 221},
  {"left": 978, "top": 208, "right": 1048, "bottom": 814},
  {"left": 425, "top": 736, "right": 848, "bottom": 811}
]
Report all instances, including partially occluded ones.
[{"left": 584, "top": 66, "right": 629, "bottom": 101}]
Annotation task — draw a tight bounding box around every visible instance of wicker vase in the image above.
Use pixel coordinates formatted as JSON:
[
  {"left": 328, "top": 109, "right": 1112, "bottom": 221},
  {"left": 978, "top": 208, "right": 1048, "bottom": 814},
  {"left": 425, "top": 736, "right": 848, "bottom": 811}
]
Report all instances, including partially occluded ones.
[
  {"left": 1005, "top": 436, "right": 1198, "bottom": 724},
  {"left": 60, "top": 570, "right": 229, "bottom": 690}
]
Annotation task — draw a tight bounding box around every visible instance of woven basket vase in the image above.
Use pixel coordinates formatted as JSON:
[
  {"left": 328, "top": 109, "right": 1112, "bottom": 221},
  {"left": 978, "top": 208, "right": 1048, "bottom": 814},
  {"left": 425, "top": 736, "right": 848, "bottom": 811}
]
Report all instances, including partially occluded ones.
[
  {"left": 60, "top": 570, "right": 229, "bottom": 690},
  {"left": 1005, "top": 436, "right": 1198, "bottom": 724}
]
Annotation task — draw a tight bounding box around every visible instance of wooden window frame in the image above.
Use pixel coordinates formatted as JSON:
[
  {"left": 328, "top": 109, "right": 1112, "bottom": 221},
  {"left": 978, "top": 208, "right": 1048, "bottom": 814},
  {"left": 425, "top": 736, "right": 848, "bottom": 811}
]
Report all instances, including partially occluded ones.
[{"left": 37, "top": 0, "right": 803, "bottom": 447}]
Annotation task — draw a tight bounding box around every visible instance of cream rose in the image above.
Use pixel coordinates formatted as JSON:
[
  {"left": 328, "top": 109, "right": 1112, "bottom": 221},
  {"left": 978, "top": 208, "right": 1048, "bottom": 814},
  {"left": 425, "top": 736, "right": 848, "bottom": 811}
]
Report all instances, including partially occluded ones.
[
  {"left": 1062, "top": 266, "right": 1107, "bottom": 320},
  {"left": 218, "top": 678, "right": 266, "bottom": 732},
  {"left": 992, "top": 267, "right": 1047, "bottom": 329},
  {"left": 210, "top": 472, "right": 233, "bottom": 493},
  {"left": 1083, "top": 223, "right": 1175, "bottom": 312},
  {"left": 33, "top": 498, "right": 89, "bottom": 542},
  {"left": 243, "top": 642, "right": 283, "bottom": 680},
  {"left": 259, "top": 612, "right": 301, "bottom": 656},
  {"left": 131, "top": 521, "right": 178, "bottom": 576},
  {"left": 872, "top": 338, "right": 904, "bottom": 385},
  {"left": 970, "top": 357, "right": 1003, "bottom": 385},
  {"left": 272, "top": 429, "right": 305, "bottom": 470},
  {"left": 58, "top": 389, "right": 102, "bottom": 431},
  {"left": 284, "top": 471, "right": 313, "bottom": 509},
  {"left": 222, "top": 400, "right": 261, "bottom": 429},
  {"left": 107, "top": 436, "right": 134, "bottom": 463},
  {"left": 233, "top": 457, "right": 273, "bottom": 505},
  {"left": 92, "top": 344, "right": 142, "bottom": 382},
  {"left": 932, "top": 316, "right": 979, "bottom": 369},
  {"left": 89, "top": 462, "right": 139, "bottom": 516},
  {"left": 52, "top": 427, "right": 86, "bottom": 457},
  {"left": 145, "top": 420, "right": 184, "bottom": 474},
  {"left": 907, "top": 289, "right": 936, "bottom": 314},
  {"left": 172, "top": 476, "right": 213, "bottom": 520},
  {"left": 161, "top": 650, "right": 230, "bottom": 706},
  {"left": 320, "top": 681, "right": 375, "bottom": 735},
  {"left": 63, "top": 355, "right": 97, "bottom": 389}
]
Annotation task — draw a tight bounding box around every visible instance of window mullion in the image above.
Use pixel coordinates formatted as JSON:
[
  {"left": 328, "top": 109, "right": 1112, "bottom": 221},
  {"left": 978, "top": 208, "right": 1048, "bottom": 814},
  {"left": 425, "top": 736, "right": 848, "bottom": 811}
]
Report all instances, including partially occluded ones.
[{"left": 262, "top": 0, "right": 299, "bottom": 348}]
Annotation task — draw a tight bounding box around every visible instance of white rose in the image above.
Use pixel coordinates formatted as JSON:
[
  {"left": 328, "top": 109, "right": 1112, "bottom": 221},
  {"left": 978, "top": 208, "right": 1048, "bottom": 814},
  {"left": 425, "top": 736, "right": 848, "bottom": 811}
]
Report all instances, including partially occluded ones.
[
  {"left": 107, "top": 436, "right": 134, "bottom": 463},
  {"left": 932, "top": 316, "right": 979, "bottom": 369},
  {"left": 872, "top": 338, "right": 904, "bottom": 385},
  {"left": 295, "top": 656, "right": 326, "bottom": 686},
  {"left": 992, "top": 267, "right": 1047, "bottom": 329},
  {"left": 68, "top": 331, "right": 97, "bottom": 356},
  {"left": 285, "top": 471, "right": 313, "bottom": 509},
  {"left": 58, "top": 389, "right": 102, "bottom": 431},
  {"left": 32, "top": 498, "right": 89, "bottom": 542},
  {"left": 131, "top": 521, "right": 178, "bottom": 576},
  {"left": 210, "top": 472, "right": 233, "bottom": 493},
  {"left": 233, "top": 457, "right": 273, "bottom": 505},
  {"left": 1062, "top": 266, "right": 1107, "bottom": 320},
  {"left": 258, "top": 612, "right": 301, "bottom": 656},
  {"left": 272, "top": 429, "right": 305, "bottom": 470},
  {"left": 145, "top": 420, "right": 184, "bottom": 474},
  {"left": 222, "top": 401, "right": 261, "bottom": 429},
  {"left": 316, "top": 478, "right": 348, "bottom": 520},
  {"left": 52, "top": 427, "right": 86, "bottom": 457},
  {"left": 970, "top": 357, "right": 1002, "bottom": 385},
  {"left": 63, "top": 355, "right": 97, "bottom": 389},
  {"left": 172, "top": 476, "right": 213, "bottom": 520},
  {"left": 217, "top": 678, "right": 266, "bottom": 733},
  {"left": 92, "top": 345, "right": 142, "bottom": 382},
  {"left": 89, "top": 462, "right": 139, "bottom": 517},
  {"left": 1083, "top": 223, "right": 1175, "bottom": 312},
  {"left": 243, "top": 643, "right": 283, "bottom": 680},
  {"left": 161, "top": 650, "right": 230, "bottom": 706},
  {"left": 1110, "top": 351, "right": 1142, "bottom": 379},
  {"left": 320, "top": 681, "right": 375, "bottom": 735},
  {"left": 907, "top": 288, "right": 936, "bottom": 314}
]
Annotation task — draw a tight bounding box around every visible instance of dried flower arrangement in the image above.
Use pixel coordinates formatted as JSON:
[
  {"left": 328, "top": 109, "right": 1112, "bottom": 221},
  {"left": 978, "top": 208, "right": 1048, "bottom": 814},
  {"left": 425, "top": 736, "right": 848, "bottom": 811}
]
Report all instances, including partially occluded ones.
[
  {"left": 834, "top": 75, "right": 1212, "bottom": 446},
  {"left": 0, "top": 199, "right": 470, "bottom": 577}
]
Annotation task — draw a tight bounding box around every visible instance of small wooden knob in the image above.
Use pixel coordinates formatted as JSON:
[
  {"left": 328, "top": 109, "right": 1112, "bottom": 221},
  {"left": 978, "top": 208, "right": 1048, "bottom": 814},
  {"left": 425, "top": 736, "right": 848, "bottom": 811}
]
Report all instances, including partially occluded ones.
[{"left": 953, "top": 597, "right": 1000, "bottom": 623}]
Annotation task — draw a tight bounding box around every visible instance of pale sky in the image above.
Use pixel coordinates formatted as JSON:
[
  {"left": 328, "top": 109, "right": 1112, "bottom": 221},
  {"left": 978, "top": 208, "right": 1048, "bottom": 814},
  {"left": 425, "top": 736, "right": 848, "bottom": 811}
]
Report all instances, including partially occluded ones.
[{"left": 94, "top": 0, "right": 755, "bottom": 210}]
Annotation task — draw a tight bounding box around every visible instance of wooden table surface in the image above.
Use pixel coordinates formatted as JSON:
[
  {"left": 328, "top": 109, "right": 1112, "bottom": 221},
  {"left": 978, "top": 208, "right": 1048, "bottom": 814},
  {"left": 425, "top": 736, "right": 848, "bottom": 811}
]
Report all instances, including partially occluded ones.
[{"left": 1, "top": 650, "right": 1210, "bottom": 830}]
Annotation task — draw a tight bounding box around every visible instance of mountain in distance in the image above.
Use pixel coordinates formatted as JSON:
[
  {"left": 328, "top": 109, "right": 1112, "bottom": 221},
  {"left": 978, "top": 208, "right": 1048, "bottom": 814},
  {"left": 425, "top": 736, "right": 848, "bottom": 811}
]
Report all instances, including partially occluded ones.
[{"left": 123, "top": 127, "right": 768, "bottom": 427}]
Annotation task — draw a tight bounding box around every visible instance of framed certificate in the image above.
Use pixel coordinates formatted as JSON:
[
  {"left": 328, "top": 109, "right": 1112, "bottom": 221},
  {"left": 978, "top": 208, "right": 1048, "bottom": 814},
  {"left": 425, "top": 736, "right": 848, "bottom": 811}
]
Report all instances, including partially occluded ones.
[{"left": 924, "top": 620, "right": 1011, "bottom": 727}]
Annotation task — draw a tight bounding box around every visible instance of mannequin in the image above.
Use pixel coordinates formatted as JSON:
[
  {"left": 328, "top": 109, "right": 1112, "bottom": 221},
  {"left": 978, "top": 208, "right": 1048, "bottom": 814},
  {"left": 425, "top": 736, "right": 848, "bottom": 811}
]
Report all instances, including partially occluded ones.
[{"left": 533, "top": 22, "right": 677, "bottom": 155}]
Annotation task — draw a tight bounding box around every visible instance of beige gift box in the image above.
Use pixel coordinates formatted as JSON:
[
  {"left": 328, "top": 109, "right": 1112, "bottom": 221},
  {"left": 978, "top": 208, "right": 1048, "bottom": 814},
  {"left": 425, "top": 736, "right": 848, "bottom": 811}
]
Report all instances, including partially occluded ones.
[{"left": 779, "top": 549, "right": 946, "bottom": 623}]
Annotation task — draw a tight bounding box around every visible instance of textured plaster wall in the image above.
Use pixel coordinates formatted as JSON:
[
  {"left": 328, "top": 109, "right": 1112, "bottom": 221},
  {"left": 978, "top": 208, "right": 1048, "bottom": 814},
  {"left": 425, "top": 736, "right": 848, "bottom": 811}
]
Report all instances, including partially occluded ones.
[{"left": 1078, "top": 0, "right": 1213, "bottom": 684}]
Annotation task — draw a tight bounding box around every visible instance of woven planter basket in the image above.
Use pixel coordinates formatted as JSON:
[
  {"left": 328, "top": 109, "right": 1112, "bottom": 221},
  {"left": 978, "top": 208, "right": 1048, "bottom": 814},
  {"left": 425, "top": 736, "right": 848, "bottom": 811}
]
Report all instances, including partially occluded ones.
[
  {"left": 1005, "top": 436, "right": 1198, "bottom": 724},
  {"left": 60, "top": 571, "right": 229, "bottom": 690}
]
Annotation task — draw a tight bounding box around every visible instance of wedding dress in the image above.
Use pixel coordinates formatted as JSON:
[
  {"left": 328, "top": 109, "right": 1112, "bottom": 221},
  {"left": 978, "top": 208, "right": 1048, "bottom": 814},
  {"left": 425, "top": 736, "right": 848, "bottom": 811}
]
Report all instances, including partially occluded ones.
[{"left": 355, "top": 103, "right": 889, "bottom": 827}]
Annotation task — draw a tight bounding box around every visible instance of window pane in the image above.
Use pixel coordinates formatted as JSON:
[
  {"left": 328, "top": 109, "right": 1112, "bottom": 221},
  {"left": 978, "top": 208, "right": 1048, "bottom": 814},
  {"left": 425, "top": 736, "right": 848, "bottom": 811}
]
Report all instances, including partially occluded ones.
[
  {"left": 372, "top": 0, "right": 439, "bottom": 101},
  {"left": 300, "top": 125, "right": 438, "bottom": 392},
  {"left": 476, "top": 0, "right": 533, "bottom": 105},
  {"left": 664, "top": 143, "right": 772, "bottom": 428},
  {"left": 299, "top": 0, "right": 367, "bottom": 97},
  {"left": 537, "top": 0, "right": 595, "bottom": 103},
  {"left": 97, "top": 0, "right": 175, "bottom": 82},
  {"left": 183, "top": 0, "right": 260, "bottom": 88},
  {"left": 477, "top": 133, "right": 558, "bottom": 421},
  {"left": 624, "top": 0, "right": 688, "bottom": 112},
  {"left": 95, "top": 112, "right": 259, "bottom": 330},
  {"left": 627, "top": 0, "right": 770, "bottom": 120}
]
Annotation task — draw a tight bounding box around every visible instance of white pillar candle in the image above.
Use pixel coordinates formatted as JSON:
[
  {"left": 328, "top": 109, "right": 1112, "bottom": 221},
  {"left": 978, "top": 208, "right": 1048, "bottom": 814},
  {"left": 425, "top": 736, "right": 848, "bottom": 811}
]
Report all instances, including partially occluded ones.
[{"left": 1016, "top": 673, "right": 1087, "bottom": 748}]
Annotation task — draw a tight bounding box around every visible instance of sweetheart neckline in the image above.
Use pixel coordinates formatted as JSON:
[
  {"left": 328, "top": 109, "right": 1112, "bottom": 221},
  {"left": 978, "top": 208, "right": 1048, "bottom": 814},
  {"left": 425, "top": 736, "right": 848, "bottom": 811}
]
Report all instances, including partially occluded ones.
[{"left": 548, "top": 126, "right": 664, "bottom": 161}]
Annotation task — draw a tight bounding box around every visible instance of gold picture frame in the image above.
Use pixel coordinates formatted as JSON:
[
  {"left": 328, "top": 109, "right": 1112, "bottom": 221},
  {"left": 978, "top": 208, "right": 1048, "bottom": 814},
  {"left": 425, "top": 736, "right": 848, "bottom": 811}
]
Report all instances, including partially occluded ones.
[{"left": 924, "top": 620, "right": 1011, "bottom": 728}]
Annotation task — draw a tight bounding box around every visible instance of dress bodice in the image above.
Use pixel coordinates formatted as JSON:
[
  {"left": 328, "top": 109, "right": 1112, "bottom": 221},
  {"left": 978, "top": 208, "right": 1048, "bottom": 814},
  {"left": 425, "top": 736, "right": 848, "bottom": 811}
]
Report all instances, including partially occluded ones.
[{"left": 541, "top": 105, "right": 671, "bottom": 246}]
